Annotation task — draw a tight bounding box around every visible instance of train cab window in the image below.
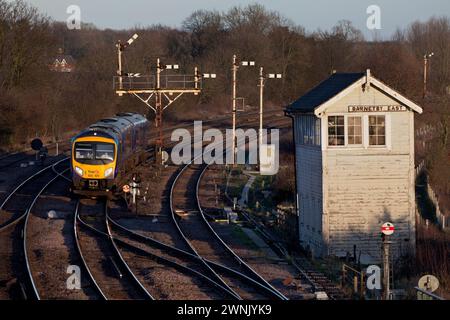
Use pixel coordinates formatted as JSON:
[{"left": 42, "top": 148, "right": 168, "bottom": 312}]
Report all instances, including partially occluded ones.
[
  {"left": 75, "top": 142, "right": 115, "bottom": 164},
  {"left": 96, "top": 143, "right": 115, "bottom": 161},
  {"left": 75, "top": 143, "right": 94, "bottom": 160}
]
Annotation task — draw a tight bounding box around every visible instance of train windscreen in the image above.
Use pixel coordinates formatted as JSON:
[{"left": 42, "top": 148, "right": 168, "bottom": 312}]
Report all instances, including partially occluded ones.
[{"left": 75, "top": 142, "right": 115, "bottom": 164}]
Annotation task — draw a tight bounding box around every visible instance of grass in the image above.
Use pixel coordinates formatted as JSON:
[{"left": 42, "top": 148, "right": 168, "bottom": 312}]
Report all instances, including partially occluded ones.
[
  {"left": 230, "top": 225, "right": 259, "bottom": 250},
  {"left": 225, "top": 166, "right": 248, "bottom": 199},
  {"left": 246, "top": 175, "right": 275, "bottom": 210}
]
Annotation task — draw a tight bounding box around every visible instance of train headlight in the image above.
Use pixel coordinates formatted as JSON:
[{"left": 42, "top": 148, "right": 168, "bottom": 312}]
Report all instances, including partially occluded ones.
[
  {"left": 104, "top": 167, "right": 114, "bottom": 178},
  {"left": 74, "top": 166, "right": 83, "bottom": 177}
]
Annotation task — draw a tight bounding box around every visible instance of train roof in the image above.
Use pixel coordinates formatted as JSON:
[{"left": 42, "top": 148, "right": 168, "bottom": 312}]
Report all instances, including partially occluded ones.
[{"left": 72, "top": 113, "right": 148, "bottom": 142}]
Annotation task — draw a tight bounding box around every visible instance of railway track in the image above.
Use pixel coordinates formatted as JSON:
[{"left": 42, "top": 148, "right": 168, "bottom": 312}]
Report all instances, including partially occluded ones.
[
  {"left": 0, "top": 142, "right": 71, "bottom": 171},
  {"left": 108, "top": 110, "right": 342, "bottom": 298},
  {"left": 184, "top": 116, "right": 346, "bottom": 300},
  {"left": 0, "top": 158, "right": 69, "bottom": 299},
  {"left": 192, "top": 121, "right": 344, "bottom": 300},
  {"left": 74, "top": 199, "right": 153, "bottom": 300},
  {"left": 106, "top": 204, "right": 236, "bottom": 300},
  {"left": 0, "top": 108, "right": 291, "bottom": 300},
  {"left": 0, "top": 157, "right": 69, "bottom": 231},
  {"left": 107, "top": 210, "right": 289, "bottom": 300},
  {"left": 0, "top": 152, "right": 34, "bottom": 171},
  {"left": 170, "top": 159, "right": 287, "bottom": 300},
  {"left": 106, "top": 112, "right": 291, "bottom": 300},
  {"left": 237, "top": 209, "right": 346, "bottom": 300},
  {"left": 106, "top": 160, "right": 284, "bottom": 300},
  {"left": 23, "top": 162, "right": 105, "bottom": 300},
  {"left": 197, "top": 163, "right": 315, "bottom": 300},
  {"left": 292, "top": 257, "right": 347, "bottom": 300}
]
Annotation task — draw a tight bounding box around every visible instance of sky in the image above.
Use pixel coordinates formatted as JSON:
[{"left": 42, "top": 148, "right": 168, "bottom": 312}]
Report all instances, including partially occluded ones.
[{"left": 22, "top": 0, "right": 450, "bottom": 40}]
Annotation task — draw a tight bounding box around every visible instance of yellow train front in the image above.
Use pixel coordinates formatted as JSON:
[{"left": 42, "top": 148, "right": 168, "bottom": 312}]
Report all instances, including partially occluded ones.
[{"left": 70, "top": 113, "right": 149, "bottom": 197}]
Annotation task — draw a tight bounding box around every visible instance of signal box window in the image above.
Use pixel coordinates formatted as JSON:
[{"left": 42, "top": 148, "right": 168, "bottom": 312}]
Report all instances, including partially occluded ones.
[
  {"left": 369, "top": 115, "right": 386, "bottom": 146},
  {"left": 347, "top": 116, "right": 362, "bottom": 145},
  {"left": 328, "top": 116, "right": 344, "bottom": 146}
]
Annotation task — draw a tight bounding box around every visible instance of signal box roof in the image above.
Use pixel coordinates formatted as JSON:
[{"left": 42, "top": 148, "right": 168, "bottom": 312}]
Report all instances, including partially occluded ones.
[
  {"left": 285, "top": 71, "right": 422, "bottom": 115},
  {"left": 286, "top": 73, "right": 365, "bottom": 113}
]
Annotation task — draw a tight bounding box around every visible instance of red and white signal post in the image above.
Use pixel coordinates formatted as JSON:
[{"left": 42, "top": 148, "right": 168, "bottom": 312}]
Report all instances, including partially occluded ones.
[{"left": 381, "top": 222, "right": 395, "bottom": 300}]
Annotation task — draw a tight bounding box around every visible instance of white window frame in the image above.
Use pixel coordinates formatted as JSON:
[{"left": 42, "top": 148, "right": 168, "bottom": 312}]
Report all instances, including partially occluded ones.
[
  {"left": 346, "top": 115, "right": 364, "bottom": 147},
  {"left": 367, "top": 113, "right": 389, "bottom": 149},
  {"left": 326, "top": 115, "right": 346, "bottom": 147},
  {"left": 324, "top": 113, "right": 391, "bottom": 150}
]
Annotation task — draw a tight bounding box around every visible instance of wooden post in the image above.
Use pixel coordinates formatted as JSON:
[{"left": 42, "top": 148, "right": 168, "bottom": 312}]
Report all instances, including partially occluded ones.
[
  {"left": 360, "top": 272, "right": 365, "bottom": 299},
  {"left": 342, "top": 265, "right": 346, "bottom": 288},
  {"left": 383, "top": 236, "right": 391, "bottom": 300}
]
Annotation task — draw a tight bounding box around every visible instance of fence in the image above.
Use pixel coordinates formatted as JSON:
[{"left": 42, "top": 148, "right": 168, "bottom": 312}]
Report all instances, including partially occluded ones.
[
  {"left": 415, "top": 287, "right": 444, "bottom": 300},
  {"left": 113, "top": 75, "right": 201, "bottom": 91},
  {"left": 427, "top": 183, "right": 448, "bottom": 230},
  {"left": 415, "top": 160, "right": 425, "bottom": 178},
  {"left": 415, "top": 160, "right": 448, "bottom": 230},
  {"left": 341, "top": 264, "right": 365, "bottom": 299}
]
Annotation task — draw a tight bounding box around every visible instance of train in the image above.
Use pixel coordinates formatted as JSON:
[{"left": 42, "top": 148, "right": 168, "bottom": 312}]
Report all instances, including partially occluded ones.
[{"left": 70, "top": 112, "right": 150, "bottom": 197}]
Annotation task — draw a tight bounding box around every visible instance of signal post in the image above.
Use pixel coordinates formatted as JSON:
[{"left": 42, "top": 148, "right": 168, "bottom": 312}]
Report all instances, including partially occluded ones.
[{"left": 114, "top": 34, "right": 215, "bottom": 166}]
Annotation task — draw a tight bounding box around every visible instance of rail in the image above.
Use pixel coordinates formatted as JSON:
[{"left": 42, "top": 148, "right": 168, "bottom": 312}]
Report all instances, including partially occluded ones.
[
  {"left": 106, "top": 216, "right": 238, "bottom": 299},
  {"left": 169, "top": 161, "right": 242, "bottom": 300},
  {"left": 108, "top": 215, "right": 287, "bottom": 299},
  {"left": 104, "top": 205, "right": 155, "bottom": 300},
  {"left": 222, "top": 170, "right": 345, "bottom": 299},
  {"left": 23, "top": 162, "right": 70, "bottom": 300},
  {"left": 73, "top": 200, "right": 108, "bottom": 300},
  {"left": 197, "top": 164, "right": 288, "bottom": 300},
  {"left": 75, "top": 201, "right": 153, "bottom": 300}
]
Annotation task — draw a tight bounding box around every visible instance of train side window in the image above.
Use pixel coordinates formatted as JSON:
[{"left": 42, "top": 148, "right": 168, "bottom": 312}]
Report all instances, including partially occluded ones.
[{"left": 122, "top": 133, "right": 126, "bottom": 154}]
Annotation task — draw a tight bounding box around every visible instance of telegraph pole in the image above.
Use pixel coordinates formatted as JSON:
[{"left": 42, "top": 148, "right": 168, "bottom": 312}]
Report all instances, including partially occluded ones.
[
  {"left": 257, "top": 68, "right": 282, "bottom": 166},
  {"left": 423, "top": 52, "right": 434, "bottom": 99},
  {"left": 117, "top": 41, "right": 123, "bottom": 89},
  {"left": 232, "top": 55, "right": 238, "bottom": 164},
  {"left": 155, "top": 58, "right": 163, "bottom": 160},
  {"left": 259, "top": 67, "right": 264, "bottom": 153},
  {"left": 116, "top": 34, "right": 138, "bottom": 90},
  {"left": 231, "top": 55, "right": 255, "bottom": 164}
]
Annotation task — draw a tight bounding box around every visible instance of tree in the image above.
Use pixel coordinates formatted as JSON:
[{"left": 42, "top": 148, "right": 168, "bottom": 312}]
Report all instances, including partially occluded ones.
[
  {"left": 406, "top": 16, "right": 450, "bottom": 94},
  {"left": 0, "top": 0, "right": 51, "bottom": 88},
  {"left": 313, "top": 20, "right": 364, "bottom": 76},
  {"left": 182, "top": 10, "right": 224, "bottom": 58}
]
